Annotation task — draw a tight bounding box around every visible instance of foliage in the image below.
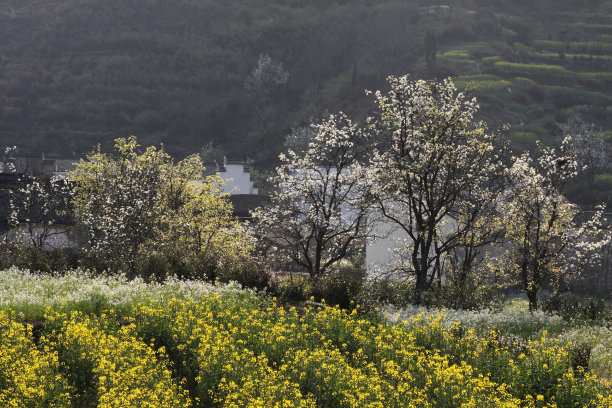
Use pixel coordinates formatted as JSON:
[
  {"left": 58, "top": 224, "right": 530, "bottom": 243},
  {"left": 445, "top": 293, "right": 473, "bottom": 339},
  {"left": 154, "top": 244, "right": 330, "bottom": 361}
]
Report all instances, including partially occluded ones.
[
  {"left": 0, "top": 244, "right": 73, "bottom": 273},
  {"left": 70, "top": 136, "right": 252, "bottom": 278},
  {"left": 215, "top": 257, "right": 271, "bottom": 292},
  {"left": 542, "top": 292, "right": 608, "bottom": 322},
  {"left": 358, "top": 277, "right": 505, "bottom": 312},
  {"left": 309, "top": 268, "right": 365, "bottom": 310},
  {"left": 274, "top": 274, "right": 314, "bottom": 304}
]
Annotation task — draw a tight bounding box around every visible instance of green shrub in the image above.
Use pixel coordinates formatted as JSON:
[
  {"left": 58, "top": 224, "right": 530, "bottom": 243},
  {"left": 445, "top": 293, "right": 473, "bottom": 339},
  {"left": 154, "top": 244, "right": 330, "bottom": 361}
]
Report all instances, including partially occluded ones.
[
  {"left": 274, "top": 274, "right": 313, "bottom": 304},
  {"left": 542, "top": 292, "right": 608, "bottom": 322},
  {"left": 0, "top": 243, "right": 73, "bottom": 273},
  {"left": 310, "top": 269, "right": 365, "bottom": 309},
  {"left": 216, "top": 257, "right": 271, "bottom": 292},
  {"left": 356, "top": 279, "right": 414, "bottom": 309}
]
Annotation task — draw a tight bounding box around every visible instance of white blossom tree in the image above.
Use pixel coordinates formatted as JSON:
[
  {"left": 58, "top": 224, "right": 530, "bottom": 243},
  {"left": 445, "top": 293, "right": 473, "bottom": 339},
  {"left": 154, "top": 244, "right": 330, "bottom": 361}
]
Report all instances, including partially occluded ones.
[
  {"left": 244, "top": 53, "right": 289, "bottom": 95},
  {"left": 502, "top": 138, "right": 610, "bottom": 310},
  {"left": 252, "top": 113, "right": 372, "bottom": 279},
  {"left": 3, "top": 146, "right": 74, "bottom": 249},
  {"left": 8, "top": 175, "right": 74, "bottom": 249},
  {"left": 560, "top": 118, "right": 609, "bottom": 179},
  {"left": 369, "top": 76, "right": 507, "bottom": 303},
  {"left": 70, "top": 136, "right": 251, "bottom": 277}
]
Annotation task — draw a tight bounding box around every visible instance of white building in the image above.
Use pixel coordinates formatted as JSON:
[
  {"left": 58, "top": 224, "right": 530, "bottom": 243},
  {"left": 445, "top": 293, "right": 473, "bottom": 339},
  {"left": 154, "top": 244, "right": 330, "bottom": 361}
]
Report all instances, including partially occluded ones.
[
  {"left": 202, "top": 158, "right": 258, "bottom": 195},
  {"left": 365, "top": 207, "right": 460, "bottom": 279}
]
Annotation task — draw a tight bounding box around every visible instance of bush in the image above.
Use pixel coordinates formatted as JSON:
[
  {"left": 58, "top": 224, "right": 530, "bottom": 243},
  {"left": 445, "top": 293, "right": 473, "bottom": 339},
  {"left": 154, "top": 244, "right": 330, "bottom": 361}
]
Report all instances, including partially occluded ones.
[
  {"left": 310, "top": 269, "right": 365, "bottom": 309},
  {"left": 542, "top": 292, "right": 607, "bottom": 322},
  {"left": 356, "top": 279, "right": 504, "bottom": 311},
  {"left": 0, "top": 243, "right": 73, "bottom": 273},
  {"left": 134, "top": 250, "right": 212, "bottom": 282},
  {"left": 419, "top": 283, "right": 505, "bottom": 311},
  {"left": 216, "top": 257, "right": 271, "bottom": 292},
  {"left": 79, "top": 248, "right": 125, "bottom": 275},
  {"left": 274, "top": 274, "right": 313, "bottom": 304},
  {"left": 356, "top": 279, "right": 414, "bottom": 308}
]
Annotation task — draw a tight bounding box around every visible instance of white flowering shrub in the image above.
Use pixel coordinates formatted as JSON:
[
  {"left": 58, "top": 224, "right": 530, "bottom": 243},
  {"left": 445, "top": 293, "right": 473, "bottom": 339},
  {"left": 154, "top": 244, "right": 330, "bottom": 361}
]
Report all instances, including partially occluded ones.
[{"left": 8, "top": 175, "right": 74, "bottom": 249}]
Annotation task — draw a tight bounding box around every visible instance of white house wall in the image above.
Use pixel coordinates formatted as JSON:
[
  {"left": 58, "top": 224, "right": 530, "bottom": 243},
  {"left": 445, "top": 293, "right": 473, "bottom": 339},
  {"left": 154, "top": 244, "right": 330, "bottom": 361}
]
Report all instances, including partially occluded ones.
[
  {"left": 219, "top": 164, "right": 258, "bottom": 195},
  {"left": 365, "top": 208, "right": 460, "bottom": 279},
  {"left": 4, "top": 224, "right": 79, "bottom": 250}
]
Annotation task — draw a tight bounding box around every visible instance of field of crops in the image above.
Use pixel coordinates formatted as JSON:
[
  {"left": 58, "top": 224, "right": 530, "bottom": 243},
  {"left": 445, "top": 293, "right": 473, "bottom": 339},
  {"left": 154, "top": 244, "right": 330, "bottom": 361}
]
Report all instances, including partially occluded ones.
[{"left": 0, "top": 269, "right": 610, "bottom": 407}]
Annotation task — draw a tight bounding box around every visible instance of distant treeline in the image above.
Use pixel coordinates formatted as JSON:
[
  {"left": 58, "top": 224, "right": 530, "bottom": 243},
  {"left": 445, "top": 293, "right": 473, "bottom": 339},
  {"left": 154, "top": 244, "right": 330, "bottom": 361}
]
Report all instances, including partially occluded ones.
[{"left": 0, "top": 0, "right": 610, "bottom": 173}]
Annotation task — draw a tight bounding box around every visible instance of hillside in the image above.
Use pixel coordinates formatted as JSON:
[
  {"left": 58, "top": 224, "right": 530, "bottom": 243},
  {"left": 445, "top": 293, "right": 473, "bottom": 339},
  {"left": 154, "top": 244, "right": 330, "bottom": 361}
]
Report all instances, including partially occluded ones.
[{"left": 0, "top": 0, "right": 610, "bottom": 201}]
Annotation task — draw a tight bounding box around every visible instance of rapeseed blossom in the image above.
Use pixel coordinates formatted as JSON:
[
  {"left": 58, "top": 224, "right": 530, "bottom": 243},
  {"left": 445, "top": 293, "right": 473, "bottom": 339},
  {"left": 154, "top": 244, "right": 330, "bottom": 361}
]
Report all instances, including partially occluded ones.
[{"left": 0, "top": 280, "right": 609, "bottom": 407}]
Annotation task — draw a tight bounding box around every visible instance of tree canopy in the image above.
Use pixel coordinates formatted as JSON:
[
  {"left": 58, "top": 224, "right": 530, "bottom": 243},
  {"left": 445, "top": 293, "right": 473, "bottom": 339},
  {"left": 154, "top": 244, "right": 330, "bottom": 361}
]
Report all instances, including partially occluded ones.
[{"left": 70, "top": 136, "right": 252, "bottom": 277}]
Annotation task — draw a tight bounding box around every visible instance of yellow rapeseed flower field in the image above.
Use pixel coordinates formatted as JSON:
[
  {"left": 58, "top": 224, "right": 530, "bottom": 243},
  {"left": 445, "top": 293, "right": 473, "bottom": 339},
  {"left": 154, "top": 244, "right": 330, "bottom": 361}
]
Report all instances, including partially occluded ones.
[{"left": 0, "top": 294, "right": 610, "bottom": 407}]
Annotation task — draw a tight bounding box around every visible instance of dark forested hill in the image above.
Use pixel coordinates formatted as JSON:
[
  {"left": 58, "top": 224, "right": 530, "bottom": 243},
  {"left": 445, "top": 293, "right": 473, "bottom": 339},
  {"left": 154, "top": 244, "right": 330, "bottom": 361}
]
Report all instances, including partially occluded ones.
[{"left": 0, "top": 0, "right": 611, "bottom": 201}]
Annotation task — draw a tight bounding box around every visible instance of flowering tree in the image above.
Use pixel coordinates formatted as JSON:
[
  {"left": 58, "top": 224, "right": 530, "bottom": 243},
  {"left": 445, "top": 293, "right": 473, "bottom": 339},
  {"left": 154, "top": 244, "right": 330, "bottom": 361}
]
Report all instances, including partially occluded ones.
[
  {"left": 162, "top": 177, "right": 254, "bottom": 279},
  {"left": 252, "top": 113, "right": 372, "bottom": 278},
  {"left": 2, "top": 146, "right": 74, "bottom": 249},
  {"left": 70, "top": 136, "right": 250, "bottom": 277},
  {"left": 369, "top": 76, "right": 506, "bottom": 303},
  {"left": 502, "top": 138, "right": 610, "bottom": 310},
  {"left": 561, "top": 118, "right": 609, "bottom": 181},
  {"left": 244, "top": 53, "right": 289, "bottom": 95},
  {"left": 8, "top": 175, "right": 74, "bottom": 249}
]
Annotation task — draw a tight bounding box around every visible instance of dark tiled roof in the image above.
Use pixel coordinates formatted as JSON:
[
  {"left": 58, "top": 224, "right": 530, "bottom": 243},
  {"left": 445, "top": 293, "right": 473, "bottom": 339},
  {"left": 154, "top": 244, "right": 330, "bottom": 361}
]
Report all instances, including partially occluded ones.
[
  {"left": 228, "top": 194, "right": 270, "bottom": 219},
  {"left": 202, "top": 163, "right": 220, "bottom": 178}
]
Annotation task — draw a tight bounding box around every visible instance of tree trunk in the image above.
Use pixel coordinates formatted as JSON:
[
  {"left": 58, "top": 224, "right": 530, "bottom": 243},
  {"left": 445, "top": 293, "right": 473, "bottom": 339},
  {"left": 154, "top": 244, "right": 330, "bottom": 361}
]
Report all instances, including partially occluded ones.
[
  {"left": 414, "top": 256, "right": 429, "bottom": 305},
  {"left": 527, "top": 289, "right": 538, "bottom": 311}
]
